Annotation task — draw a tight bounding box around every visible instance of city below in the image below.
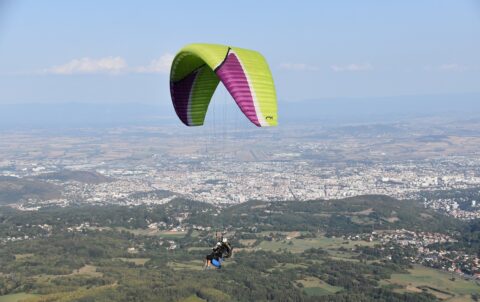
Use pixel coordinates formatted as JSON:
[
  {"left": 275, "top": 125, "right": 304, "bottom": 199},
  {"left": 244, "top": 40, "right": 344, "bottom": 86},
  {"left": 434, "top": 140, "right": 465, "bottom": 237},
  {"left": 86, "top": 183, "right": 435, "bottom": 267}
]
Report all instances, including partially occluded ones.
[{"left": 0, "top": 117, "right": 479, "bottom": 220}]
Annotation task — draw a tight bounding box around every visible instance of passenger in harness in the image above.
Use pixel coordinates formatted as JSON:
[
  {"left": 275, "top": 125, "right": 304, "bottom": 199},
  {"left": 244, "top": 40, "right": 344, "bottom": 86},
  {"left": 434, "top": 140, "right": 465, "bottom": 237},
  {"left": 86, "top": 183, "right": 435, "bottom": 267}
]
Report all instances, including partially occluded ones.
[{"left": 204, "top": 237, "right": 233, "bottom": 269}]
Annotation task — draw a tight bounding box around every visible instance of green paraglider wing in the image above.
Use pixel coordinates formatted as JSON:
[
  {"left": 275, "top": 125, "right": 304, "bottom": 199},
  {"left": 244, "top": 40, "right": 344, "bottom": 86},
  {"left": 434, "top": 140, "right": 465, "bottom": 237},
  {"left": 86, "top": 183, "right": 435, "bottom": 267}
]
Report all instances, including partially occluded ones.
[{"left": 170, "top": 43, "right": 278, "bottom": 127}]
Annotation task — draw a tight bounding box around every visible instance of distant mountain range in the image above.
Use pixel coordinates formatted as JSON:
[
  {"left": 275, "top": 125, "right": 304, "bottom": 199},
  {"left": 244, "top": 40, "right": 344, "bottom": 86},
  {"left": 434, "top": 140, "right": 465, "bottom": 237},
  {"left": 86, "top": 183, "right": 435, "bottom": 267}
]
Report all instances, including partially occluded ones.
[{"left": 0, "top": 93, "right": 478, "bottom": 129}]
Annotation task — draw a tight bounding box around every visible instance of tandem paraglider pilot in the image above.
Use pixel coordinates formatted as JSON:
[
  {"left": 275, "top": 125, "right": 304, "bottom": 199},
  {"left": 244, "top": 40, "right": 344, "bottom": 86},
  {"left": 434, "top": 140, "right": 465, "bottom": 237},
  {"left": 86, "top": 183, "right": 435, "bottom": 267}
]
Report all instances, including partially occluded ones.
[{"left": 204, "top": 237, "right": 233, "bottom": 269}]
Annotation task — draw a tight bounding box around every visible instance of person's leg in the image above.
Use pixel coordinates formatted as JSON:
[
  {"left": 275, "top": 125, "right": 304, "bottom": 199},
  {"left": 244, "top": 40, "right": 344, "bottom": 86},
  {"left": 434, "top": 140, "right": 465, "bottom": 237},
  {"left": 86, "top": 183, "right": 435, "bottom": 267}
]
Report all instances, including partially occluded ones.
[{"left": 205, "top": 254, "right": 213, "bottom": 269}]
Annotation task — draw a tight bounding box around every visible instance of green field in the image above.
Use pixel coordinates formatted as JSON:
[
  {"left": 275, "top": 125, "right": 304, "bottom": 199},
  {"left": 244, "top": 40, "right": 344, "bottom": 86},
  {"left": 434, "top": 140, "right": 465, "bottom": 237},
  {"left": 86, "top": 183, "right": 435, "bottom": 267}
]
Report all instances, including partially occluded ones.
[
  {"left": 258, "top": 234, "right": 375, "bottom": 253},
  {"left": 168, "top": 260, "right": 205, "bottom": 271},
  {"left": 14, "top": 254, "right": 34, "bottom": 260},
  {"left": 179, "top": 295, "right": 206, "bottom": 302},
  {"left": 0, "top": 293, "right": 38, "bottom": 302},
  {"left": 297, "top": 277, "right": 343, "bottom": 296},
  {"left": 114, "top": 258, "right": 151, "bottom": 265},
  {"left": 72, "top": 264, "right": 103, "bottom": 277},
  {"left": 384, "top": 265, "right": 480, "bottom": 301},
  {"left": 189, "top": 230, "right": 200, "bottom": 238},
  {"left": 32, "top": 264, "right": 103, "bottom": 283},
  {"left": 187, "top": 247, "right": 211, "bottom": 252}
]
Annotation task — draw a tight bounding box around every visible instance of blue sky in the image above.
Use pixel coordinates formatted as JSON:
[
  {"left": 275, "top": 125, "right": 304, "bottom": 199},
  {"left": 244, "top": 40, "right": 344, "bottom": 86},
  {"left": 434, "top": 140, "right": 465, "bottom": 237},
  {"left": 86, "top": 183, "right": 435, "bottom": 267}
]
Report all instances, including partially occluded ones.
[{"left": 0, "top": 0, "right": 479, "bottom": 105}]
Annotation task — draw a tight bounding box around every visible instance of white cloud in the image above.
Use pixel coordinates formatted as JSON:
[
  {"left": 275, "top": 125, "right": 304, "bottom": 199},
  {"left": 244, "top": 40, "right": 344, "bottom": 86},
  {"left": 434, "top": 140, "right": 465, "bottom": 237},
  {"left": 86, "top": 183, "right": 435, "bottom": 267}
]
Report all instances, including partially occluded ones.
[
  {"left": 279, "top": 63, "right": 318, "bottom": 71},
  {"left": 40, "top": 53, "right": 174, "bottom": 76},
  {"left": 439, "top": 63, "right": 466, "bottom": 72},
  {"left": 331, "top": 63, "right": 373, "bottom": 72},
  {"left": 44, "top": 56, "right": 127, "bottom": 75},
  {"left": 135, "top": 53, "right": 174, "bottom": 74}
]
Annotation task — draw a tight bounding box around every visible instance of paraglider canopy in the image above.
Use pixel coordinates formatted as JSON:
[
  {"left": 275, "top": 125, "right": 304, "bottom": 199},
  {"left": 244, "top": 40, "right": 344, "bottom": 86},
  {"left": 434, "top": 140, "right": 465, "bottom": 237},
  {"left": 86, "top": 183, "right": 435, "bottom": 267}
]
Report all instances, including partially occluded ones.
[{"left": 170, "top": 43, "right": 278, "bottom": 127}]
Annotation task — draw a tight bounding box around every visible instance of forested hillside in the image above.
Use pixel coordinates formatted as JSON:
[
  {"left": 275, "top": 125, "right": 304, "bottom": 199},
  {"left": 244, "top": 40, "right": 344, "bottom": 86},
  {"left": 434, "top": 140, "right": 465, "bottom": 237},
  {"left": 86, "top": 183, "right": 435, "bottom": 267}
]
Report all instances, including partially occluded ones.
[{"left": 0, "top": 195, "right": 478, "bottom": 302}]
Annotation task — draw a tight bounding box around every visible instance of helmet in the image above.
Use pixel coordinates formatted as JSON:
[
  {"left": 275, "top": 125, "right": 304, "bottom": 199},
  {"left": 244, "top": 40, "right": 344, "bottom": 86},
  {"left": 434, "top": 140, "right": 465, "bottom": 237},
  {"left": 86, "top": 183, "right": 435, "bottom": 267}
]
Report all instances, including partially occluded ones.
[
  {"left": 216, "top": 242, "right": 222, "bottom": 246},
  {"left": 222, "top": 237, "right": 228, "bottom": 243}
]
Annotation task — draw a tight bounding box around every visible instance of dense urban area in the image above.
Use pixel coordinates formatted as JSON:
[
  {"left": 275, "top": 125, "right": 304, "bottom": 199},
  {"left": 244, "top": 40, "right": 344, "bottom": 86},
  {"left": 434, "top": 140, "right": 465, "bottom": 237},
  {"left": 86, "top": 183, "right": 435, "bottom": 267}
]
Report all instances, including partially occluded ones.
[{"left": 0, "top": 118, "right": 479, "bottom": 301}]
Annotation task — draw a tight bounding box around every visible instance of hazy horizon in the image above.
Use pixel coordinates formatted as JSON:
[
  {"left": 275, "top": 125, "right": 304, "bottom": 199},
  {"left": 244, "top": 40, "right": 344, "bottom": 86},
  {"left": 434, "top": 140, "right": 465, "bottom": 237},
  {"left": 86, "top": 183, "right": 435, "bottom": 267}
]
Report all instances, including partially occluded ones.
[{"left": 0, "top": 92, "right": 478, "bottom": 130}]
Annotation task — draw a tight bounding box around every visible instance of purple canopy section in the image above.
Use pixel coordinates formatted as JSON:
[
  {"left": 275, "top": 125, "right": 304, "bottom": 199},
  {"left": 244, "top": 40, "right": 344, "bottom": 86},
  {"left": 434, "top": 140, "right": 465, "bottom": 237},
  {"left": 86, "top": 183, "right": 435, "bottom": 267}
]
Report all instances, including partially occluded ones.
[
  {"left": 170, "top": 70, "right": 199, "bottom": 126},
  {"left": 215, "top": 51, "right": 259, "bottom": 126}
]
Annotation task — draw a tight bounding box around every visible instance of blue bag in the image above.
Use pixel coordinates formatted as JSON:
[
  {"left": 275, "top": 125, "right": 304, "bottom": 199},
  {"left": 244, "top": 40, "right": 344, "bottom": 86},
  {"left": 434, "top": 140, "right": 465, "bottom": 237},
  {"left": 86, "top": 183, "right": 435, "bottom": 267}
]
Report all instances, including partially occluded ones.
[{"left": 211, "top": 258, "right": 222, "bottom": 268}]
